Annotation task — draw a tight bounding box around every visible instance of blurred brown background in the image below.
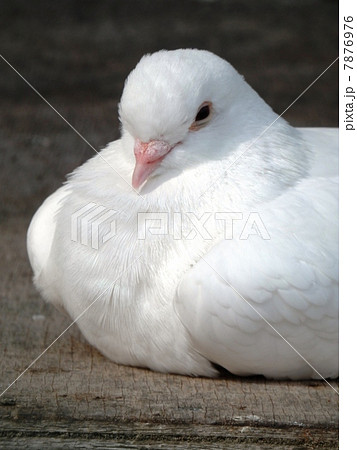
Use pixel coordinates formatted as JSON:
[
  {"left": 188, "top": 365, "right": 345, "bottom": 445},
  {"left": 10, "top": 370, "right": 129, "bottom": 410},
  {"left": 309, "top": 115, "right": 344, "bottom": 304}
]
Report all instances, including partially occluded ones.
[{"left": 0, "top": 0, "right": 338, "bottom": 219}]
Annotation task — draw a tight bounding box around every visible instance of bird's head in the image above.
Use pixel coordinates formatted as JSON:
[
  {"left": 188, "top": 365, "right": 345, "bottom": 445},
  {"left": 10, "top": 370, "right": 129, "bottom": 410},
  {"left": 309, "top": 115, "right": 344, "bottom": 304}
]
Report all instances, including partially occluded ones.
[{"left": 119, "top": 49, "right": 266, "bottom": 191}]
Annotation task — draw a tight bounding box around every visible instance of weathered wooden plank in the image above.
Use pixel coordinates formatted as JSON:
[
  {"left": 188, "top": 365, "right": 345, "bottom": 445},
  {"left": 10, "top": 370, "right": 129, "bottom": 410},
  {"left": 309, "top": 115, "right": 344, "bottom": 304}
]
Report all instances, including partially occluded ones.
[{"left": 0, "top": 421, "right": 339, "bottom": 449}]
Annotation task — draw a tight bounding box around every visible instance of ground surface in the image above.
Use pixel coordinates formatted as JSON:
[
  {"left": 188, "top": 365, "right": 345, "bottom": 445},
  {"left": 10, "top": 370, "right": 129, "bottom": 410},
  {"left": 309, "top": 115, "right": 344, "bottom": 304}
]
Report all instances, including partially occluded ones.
[{"left": 0, "top": 0, "right": 338, "bottom": 447}]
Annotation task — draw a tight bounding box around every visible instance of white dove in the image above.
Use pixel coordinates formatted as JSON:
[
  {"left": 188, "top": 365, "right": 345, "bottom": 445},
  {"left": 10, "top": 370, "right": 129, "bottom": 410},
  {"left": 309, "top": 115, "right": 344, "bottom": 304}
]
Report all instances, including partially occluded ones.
[{"left": 27, "top": 49, "right": 338, "bottom": 380}]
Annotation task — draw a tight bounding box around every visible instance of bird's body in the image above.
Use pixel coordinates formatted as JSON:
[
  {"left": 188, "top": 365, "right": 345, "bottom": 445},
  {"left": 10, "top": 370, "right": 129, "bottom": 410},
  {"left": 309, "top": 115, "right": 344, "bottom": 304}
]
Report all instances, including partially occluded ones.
[{"left": 27, "top": 49, "right": 338, "bottom": 379}]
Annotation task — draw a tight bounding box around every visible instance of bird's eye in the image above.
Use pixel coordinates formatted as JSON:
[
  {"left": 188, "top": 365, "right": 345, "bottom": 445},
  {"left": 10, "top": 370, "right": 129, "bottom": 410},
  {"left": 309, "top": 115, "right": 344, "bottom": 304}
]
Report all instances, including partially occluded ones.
[
  {"left": 189, "top": 101, "right": 212, "bottom": 131},
  {"left": 195, "top": 104, "right": 210, "bottom": 121}
]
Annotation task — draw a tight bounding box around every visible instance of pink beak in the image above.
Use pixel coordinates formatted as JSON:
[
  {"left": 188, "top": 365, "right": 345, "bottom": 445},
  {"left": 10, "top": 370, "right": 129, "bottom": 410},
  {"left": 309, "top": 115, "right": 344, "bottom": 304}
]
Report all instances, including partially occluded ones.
[{"left": 132, "top": 139, "right": 173, "bottom": 190}]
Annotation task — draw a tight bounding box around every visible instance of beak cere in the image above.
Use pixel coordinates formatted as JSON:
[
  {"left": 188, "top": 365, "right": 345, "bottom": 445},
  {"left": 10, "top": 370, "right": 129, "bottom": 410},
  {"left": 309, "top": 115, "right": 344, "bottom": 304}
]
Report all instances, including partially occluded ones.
[{"left": 132, "top": 139, "right": 173, "bottom": 190}]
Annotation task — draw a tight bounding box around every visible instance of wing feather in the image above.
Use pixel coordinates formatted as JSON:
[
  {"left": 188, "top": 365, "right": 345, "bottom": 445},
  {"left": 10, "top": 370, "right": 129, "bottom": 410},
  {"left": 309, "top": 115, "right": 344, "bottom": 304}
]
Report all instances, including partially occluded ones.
[{"left": 175, "top": 176, "right": 338, "bottom": 379}]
